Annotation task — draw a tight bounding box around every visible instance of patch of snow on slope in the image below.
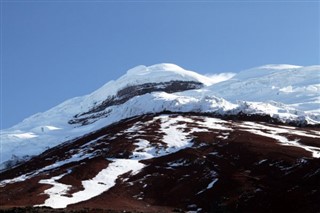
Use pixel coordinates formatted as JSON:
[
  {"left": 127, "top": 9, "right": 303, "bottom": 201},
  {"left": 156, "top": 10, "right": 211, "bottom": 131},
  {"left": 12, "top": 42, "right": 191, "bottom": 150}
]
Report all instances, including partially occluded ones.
[
  {"left": 197, "top": 177, "right": 218, "bottom": 195},
  {"left": 0, "top": 151, "right": 94, "bottom": 186},
  {"left": 199, "top": 117, "right": 232, "bottom": 131},
  {"left": 134, "top": 116, "right": 196, "bottom": 154},
  {"left": 131, "top": 139, "right": 161, "bottom": 160},
  {"left": 239, "top": 122, "right": 320, "bottom": 158},
  {"left": 132, "top": 115, "right": 228, "bottom": 160},
  {"left": 37, "top": 159, "right": 144, "bottom": 208},
  {"left": 207, "top": 178, "right": 219, "bottom": 189},
  {"left": 160, "top": 115, "right": 193, "bottom": 151}
]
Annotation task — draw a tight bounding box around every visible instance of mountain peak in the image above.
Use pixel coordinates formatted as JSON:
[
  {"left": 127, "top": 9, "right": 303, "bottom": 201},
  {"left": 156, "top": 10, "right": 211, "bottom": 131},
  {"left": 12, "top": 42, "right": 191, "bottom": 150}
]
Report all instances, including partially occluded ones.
[
  {"left": 147, "top": 63, "right": 185, "bottom": 71},
  {"left": 256, "top": 64, "right": 303, "bottom": 70},
  {"left": 126, "top": 63, "right": 185, "bottom": 75}
]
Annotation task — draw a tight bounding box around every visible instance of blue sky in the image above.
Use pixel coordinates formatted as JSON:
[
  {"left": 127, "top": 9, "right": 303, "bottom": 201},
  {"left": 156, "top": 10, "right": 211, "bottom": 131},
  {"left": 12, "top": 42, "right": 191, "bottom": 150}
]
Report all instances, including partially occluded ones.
[{"left": 1, "top": 1, "right": 319, "bottom": 128}]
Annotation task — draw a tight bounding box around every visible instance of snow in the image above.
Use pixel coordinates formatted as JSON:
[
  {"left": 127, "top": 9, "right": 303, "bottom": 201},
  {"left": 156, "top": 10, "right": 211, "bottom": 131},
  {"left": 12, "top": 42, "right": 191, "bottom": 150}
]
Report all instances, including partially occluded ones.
[
  {"left": 205, "top": 72, "right": 236, "bottom": 84},
  {"left": 89, "top": 63, "right": 215, "bottom": 103},
  {"left": 167, "top": 159, "right": 189, "bottom": 167},
  {"left": 239, "top": 122, "right": 320, "bottom": 139},
  {"left": 0, "top": 174, "right": 29, "bottom": 186},
  {"left": 131, "top": 139, "right": 160, "bottom": 160},
  {"left": 8, "top": 132, "right": 38, "bottom": 139},
  {"left": 257, "top": 64, "right": 302, "bottom": 70},
  {"left": 0, "top": 151, "right": 93, "bottom": 186},
  {"left": 197, "top": 178, "right": 219, "bottom": 194},
  {"left": 208, "top": 65, "right": 320, "bottom": 114},
  {"left": 131, "top": 115, "right": 200, "bottom": 159},
  {"left": 36, "top": 114, "right": 198, "bottom": 208},
  {"left": 200, "top": 117, "right": 232, "bottom": 131},
  {"left": 35, "top": 114, "right": 211, "bottom": 208},
  {"left": 31, "top": 126, "right": 61, "bottom": 133},
  {"left": 239, "top": 122, "right": 320, "bottom": 158},
  {"left": 37, "top": 159, "right": 144, "bottom": 208},
  {"left": 160, "top": 116, "right": 192, "bottom": 149},
  {"left": 257, "top": 159, "right": 268, "bottom": 165},
  {"left": 1, "top": 63, "right": 320, "bottom": 169},
  {"left": 207, "top": 178, "right": 218, "bottom": 189}
]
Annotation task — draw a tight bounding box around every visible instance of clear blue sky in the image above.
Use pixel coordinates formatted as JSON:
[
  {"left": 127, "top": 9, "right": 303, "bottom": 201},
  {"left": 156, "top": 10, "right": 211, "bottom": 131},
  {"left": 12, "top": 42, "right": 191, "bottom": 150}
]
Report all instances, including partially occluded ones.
[{"left": 1, "top": 1, "right": 319, "bottom": 129}]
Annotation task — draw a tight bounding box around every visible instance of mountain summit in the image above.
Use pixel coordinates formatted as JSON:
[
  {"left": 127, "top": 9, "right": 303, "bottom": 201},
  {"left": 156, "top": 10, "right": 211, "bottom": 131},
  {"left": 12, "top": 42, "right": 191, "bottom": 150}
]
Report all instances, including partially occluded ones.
[{"left": 1, "top": 64, "right": 319, "bottom": 212}]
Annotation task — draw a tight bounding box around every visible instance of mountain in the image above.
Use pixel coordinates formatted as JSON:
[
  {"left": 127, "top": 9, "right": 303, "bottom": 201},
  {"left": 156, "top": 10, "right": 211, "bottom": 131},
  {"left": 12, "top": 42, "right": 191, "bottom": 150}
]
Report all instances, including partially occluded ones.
[{"left": 0, "top": 63, "right": 319, "bottom": 212}]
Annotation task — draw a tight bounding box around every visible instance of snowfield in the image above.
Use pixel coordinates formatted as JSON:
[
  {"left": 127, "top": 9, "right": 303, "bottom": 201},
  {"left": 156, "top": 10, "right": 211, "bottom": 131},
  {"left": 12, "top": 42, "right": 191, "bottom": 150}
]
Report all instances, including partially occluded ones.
[
  {"left": 1, "top": 63, "right": 319, "bottom": 169},
  {"left": 36, "top": 159, "right": 145, "bottom": 208}
]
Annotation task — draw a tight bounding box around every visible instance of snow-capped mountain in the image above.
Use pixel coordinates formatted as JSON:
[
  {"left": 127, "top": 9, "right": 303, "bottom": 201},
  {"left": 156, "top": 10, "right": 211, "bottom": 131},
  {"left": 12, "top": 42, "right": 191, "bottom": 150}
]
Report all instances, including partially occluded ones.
[
  {"left": 1, "top": 63, "right": 319, "bottom": 170},
  {"left": 0, "top": 63, "right": 319, "bottom": 212}
]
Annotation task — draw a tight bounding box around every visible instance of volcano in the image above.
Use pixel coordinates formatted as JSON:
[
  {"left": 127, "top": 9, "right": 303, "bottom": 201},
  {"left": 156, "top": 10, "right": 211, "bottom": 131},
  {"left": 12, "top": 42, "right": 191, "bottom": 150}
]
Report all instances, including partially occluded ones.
[{"left": 1, "top": 64, "right": 319, "bottom": 212}]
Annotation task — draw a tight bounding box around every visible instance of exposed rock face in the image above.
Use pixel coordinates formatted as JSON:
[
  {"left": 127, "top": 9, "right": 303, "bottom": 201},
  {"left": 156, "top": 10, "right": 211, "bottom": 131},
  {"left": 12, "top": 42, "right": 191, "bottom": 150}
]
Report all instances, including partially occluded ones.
[
  {"left": 1, "top": 113, "right": 319, "bottom": 212},
  {"left": 69, "top": 81, "right": 203, "bottom": 125}
]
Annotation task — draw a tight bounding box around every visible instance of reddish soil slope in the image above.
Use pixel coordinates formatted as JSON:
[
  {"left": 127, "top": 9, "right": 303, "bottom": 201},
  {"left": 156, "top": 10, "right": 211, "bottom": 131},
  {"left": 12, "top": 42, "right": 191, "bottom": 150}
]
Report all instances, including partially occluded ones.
[{"left": 1, "top": 113, "right": 319, "bottom": 212}]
